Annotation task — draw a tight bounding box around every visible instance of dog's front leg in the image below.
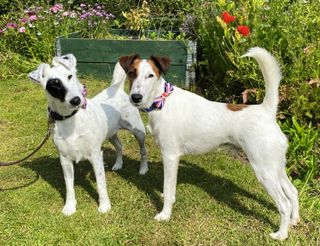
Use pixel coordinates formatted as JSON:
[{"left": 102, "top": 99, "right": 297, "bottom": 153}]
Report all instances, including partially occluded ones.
[
  {"left": 89, "top": 150, "right": 111, "bottom": 213},
  {"left": 60, "top": 155, "right": 77, "bottom": 216},
  {"left": 154, "top": 154, "right": 180, "bottom": 221}
]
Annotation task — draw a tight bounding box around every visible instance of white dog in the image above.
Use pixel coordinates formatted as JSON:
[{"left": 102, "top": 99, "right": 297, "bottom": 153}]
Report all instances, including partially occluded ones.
[
  {"left": 29, "top": 54, "right": 148, "bottom": 216},
  {"left": 119, "top": 47, "right": 299, "bottom": 240}
]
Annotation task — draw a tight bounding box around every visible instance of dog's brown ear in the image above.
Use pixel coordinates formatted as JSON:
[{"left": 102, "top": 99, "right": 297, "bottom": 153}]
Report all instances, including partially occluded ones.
[
  {"left": 119, "top": 54, "right": 140, "bottom": 73},
  {"left": 149, "top": 56, "right": 171, "bottom": 75}
]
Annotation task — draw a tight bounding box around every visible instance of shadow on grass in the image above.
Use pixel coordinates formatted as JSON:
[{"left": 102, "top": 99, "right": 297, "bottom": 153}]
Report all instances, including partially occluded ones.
[
  {"left": 21, "top": 156, "right": 99, "bottom": 204},
  {"left": 115, "top": 151, "right": 276, "bottom": 228},
  {"left": 0, "top": 173, "right": 39, "bottom": 192},
  {"left": 178, "top": 160, "right": 276, "bottom": 226},
  {"left": 20, "top": 146, "right": 276, "bottom": 228}
]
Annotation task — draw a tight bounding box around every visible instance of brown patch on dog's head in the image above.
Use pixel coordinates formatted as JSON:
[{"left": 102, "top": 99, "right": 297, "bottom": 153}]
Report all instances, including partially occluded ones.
[
  {"left": 119, "top": 54, "right": 141, "bottom": 89},
  {"left": 226, "top": 104, "right": 248, "bottom": 111},
  {"left": 148, "top": 56, "right": 171, "bottom": 76},
  {"left": 147, "top": 59, "right": 160, "bottom": 78},
  {"left": 119, "top": 54, "right": 140, "bottom": 73}
]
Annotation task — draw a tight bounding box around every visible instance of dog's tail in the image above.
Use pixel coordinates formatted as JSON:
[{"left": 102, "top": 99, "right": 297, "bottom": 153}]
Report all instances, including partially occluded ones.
[
  {"left": 110, "top": 62, "right": 126, "bottom": 90},
  {"left": 242, "top": 47, "right": 282, "bottom": 116}
]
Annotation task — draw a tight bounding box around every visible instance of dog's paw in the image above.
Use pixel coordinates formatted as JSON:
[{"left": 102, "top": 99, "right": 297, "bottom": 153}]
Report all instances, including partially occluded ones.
[
  {"left": 154, "top": 211, "right": 171, "bottom": 221},
  {"left": 62, "top": 203, "right": 76, "bottom": 216},
  {"left": 269, "top": 231, "right": 288, "bottom": 240},
  {"left": 139, "top": 163, "right": 148, "bottom": 175},
  {"left": 98, "top": 202, "right": 111, "bottom": 214},
  {"left": 290, "top": 217, "right": 300, "bottom": 226},
  {"left": 112, "top": 162, "right": 123, "bottom": 171}
]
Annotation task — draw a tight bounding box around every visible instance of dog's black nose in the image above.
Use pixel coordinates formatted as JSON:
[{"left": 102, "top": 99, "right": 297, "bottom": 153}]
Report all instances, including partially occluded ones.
[
  {"left": 69, "top": 96, "right": 81, "bottom": 106},
  {"left": 131, "top": 94, "right": 143, "bottom": 103}
]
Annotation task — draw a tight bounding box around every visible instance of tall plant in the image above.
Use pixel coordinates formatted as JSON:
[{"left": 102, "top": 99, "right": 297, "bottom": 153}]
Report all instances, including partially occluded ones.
[
  {"left": 193, "top": 0, "right": 320, "bottom": 122},
  {"left": 0, "top": 2, "right": 115, "bottom": 62}
]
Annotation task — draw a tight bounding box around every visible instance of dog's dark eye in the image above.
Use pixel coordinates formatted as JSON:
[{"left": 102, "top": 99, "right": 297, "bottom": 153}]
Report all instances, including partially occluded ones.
[
  {"left": 148, "top": 74, "right": 154, "bottom": 78},
  {"left": 68, "top": 75, "right": 72, "bottom": 80}
]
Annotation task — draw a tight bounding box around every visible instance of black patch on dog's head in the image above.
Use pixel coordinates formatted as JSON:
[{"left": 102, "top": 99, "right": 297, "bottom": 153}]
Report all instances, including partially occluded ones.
[{"left": 46, "top": 78, "right": 67, "bottom": 102}]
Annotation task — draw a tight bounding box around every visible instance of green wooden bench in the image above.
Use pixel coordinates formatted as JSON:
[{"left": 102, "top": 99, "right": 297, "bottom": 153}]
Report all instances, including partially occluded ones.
[{"left": 56, "top": 33, "right": 196, "bottom": 87}]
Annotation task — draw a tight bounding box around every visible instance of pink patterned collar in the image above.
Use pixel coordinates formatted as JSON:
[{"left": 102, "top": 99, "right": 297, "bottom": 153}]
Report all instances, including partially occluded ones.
[{"left": 141, "top": 82, "right": 174, "bottom": 112}]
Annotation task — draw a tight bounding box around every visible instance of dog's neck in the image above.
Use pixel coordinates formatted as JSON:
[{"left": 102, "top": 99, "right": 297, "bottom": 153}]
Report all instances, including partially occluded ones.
[
  {"left": 48, "top": 107, "right": 79, "bottom": 121},
  {"left": 49, "top": 104, "right": 85, "bottom": 137},
  {"left": 142, "top": 79, "right": 174, "bottom": 113}
]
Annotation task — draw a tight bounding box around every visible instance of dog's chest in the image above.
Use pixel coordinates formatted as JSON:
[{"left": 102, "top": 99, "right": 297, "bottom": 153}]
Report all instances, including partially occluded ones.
[{"left": 53, "top": 132, "right": 93, "bottom": 162}]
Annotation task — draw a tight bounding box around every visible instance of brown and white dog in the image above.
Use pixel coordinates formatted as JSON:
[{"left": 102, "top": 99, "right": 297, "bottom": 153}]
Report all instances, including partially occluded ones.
[{"left": 119, "top": 47, "right": 299, "bottom": 240}]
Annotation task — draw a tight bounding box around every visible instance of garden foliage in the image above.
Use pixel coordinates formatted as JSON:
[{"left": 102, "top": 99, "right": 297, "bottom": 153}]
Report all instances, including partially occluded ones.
[
  {"left": 190, "top": 0, "right": 319, "bottom": 183},
  {"left": 0, "top": 0, "right": 319, "bottom": 184}
]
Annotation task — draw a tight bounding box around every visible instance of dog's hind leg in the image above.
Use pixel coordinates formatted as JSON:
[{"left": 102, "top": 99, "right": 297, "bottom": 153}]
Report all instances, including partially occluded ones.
[
  {"left": 132, "top": 128, "right": 148, "bottom": 175},
  {"left": 60, "top": 155, "right": 77, "bottom": 216},
  {"left": 279, "top": 167, "right": 300, "bottom": 226},
  {"left": 154, "top": 153, "right": 180, "bottom": 221},
  {"left": 88, "top": 150, "right": 111, "bottom": 213},
  {"left": 252, "top": 166, "right": 292, "bottom": 240},
  {"left": 110, "top": 134, "right": 124, "bottom": 171},
  {"left": 120, "top": 117, "right": 148, "bottom": 175}
]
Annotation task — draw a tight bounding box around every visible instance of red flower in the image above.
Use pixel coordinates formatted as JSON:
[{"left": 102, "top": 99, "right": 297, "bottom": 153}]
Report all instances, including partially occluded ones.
[
  {"left": 221, "top": 11, "right": 236, "bottom": 24},
  {"left": 237, "top": 25, "right": 250, "bottom": 36}
]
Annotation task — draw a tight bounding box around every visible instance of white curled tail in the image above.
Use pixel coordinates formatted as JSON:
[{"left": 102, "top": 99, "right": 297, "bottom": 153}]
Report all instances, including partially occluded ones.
[
  {"left": 242, "top": 47, "right": 282, "bottom": 116},
  {"left": 110, "top": 62, "right": 126, "bottom": 90}
]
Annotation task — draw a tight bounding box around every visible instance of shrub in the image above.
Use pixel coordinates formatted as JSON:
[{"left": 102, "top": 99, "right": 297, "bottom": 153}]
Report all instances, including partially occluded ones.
[
  {"left": 0, "top": 2, "right": 115, "bottom": 63},
  {"left": 1, "top": 3, "right": 75, "bottom": 61},
  {"left": 280, "top": 117, "right": 319, "bottom": 183},
  {"left": 193, "top": 0, "right": 257, "bottom": 101},
  {"left": 192, "top": 0, "right": 320, "bottom": 126},
  {"left": 0, "top": 50, "right": 39, "bottom": 79},
  {"left": 121, "top": 0, "right": 150, "bottom": 31},
  {"left": 72, "top": 0, "right": 139, "bottom": 18},
  {"left": 0, "top": 0, "right": 192, "bottom": 75},
  {"left": 187, "top": 0, "right": 320, "bottom": 184}
]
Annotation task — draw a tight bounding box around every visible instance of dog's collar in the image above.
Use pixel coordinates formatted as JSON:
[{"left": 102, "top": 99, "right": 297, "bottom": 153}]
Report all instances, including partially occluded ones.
[
  {"left": 81, "top": 85, "right": 87, "bottom": 109},
  {"left": 48, "top": 107, "right": 79, "bottom": 121},
  {"left": 48, "top": 86, "right": 87, "bottom": 121},
  {"left": 141, "top": 82, "right": 174, "bottom": 113}
]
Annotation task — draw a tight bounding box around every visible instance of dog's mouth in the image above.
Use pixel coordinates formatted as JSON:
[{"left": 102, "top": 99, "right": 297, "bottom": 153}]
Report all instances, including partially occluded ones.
[
  {"left": 129, "top": 97, "right": 141, "bottom": 107},
  {"left": 130, "top": 101, "right": 142, "bottom": 107},
  {"left": 69, "top": 98, "right": 86, "bottom": 110},
  {"left": 29, "top": 75, "right": 38, "bottom": 83}
]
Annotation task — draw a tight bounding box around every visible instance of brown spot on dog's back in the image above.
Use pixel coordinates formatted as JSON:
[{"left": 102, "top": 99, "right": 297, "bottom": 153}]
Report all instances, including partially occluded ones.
[{"left": 227, "top": 104, "right": 248, "bottom": 111}]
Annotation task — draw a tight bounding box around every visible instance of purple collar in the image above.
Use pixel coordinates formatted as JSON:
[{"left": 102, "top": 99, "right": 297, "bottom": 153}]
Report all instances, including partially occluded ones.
[
  {"left": 141, "top": 82, "right": 174, "bottom": 112},
  {"left": 81, "top": 85, "right": 87, "bottom": 109}
]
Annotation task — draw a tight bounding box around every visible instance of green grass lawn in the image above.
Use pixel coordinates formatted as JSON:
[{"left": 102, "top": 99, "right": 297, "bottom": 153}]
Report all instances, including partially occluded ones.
[{"left": 0, "top": 77, "right": 319, "bottom": 245}]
